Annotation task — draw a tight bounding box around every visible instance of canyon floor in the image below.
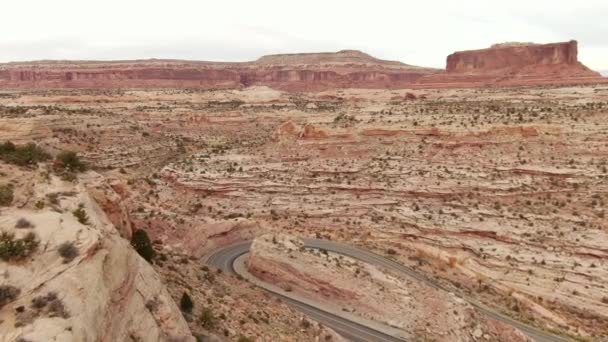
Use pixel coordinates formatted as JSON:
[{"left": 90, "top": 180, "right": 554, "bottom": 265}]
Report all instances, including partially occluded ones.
[{"left": 1, "top": 84, "right": 607, "bottom": 341}]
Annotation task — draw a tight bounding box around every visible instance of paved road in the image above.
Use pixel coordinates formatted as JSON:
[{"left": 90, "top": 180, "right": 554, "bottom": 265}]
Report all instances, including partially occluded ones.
[{"left": 206, "top": 239, "right": 573, "bottom": 342}]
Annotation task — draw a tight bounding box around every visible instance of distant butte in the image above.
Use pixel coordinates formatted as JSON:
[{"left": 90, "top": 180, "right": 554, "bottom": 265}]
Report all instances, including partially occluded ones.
[{"left": 0, "top": 40, "right": 605, "bottom": 90}]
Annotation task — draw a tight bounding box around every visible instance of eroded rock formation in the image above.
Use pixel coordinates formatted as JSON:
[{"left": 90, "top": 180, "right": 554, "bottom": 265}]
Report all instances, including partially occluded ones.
[
  {"left": 247, "top": 234, "right": 530, "bottom": 342},
  {"left": 0, "top": 167, "right": 194, "bottom": 342},
  {"left": 1, "top": 41, "right": 603, "bottom": 90},
  {"left": 421, "top": 40, "right": 605, "bottom": 87}
]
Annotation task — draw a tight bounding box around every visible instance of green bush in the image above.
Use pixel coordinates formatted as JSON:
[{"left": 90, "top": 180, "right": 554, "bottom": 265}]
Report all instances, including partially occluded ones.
[
  {"left": 180, "top": 292, "right": 194, "bottom": 314},
  {"left": 237, "top": 337, "right": 253, "bottom": 342},
  {"left": 0, "top": 184, "right": 13, "bottom": 206},
  {"left": 55, "top": 151, "right": 86, "bottom": 173},
  {"left": 0, "top": 141, "right": 50, "bottom": 167},
  {"left": 72, "top": 204, "right": 89, "bottom": 225},
  {"left": 15, "top": 218, "right": 34, "bottom": 229},
  {"left": 131, "top": 229, "right": 156, "bottom": 263},
  {"left": 57, "top": 241, "right": 79, "bottom": 263},
  {"left": 0, "top": 231, "right": 39, "bottom": 261},
  {"left": 200, "top": 307, "right": 215, "bottom": 329},
  {"left": 0, "top": 285, "right": 20, "bottom": 309}
]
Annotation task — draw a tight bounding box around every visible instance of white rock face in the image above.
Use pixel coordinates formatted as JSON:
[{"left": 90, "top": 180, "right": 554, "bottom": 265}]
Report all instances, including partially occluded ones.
[{"left": 0, "top": 175, "right": 194, "bottom": 342}]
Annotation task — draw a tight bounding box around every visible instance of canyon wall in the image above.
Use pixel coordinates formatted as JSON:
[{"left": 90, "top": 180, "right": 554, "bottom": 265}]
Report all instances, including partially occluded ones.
[
  {"left": 0, "top": 169, "right": 194, "bottom": 342},
  {"left": 446, "top": 40, "right": 587, "bottom": 75},
  {"left": 419, "top": 40, "right": 605, "bottom": 87},
  {"left": 0, "top": 41, "right": 605, "bottom": 90}
]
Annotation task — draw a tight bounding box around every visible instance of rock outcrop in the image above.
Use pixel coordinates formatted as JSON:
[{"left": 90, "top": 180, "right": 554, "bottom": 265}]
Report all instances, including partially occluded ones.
[
  {"left": 421, "top": 40, "right": 605, "bottom": 87},
  {"left": 446, "top": 40, "right": 593, "bottom": 75},
  {"left": 247, "top": 234, "right": 530, "bottom": 342},
  {"left": 0, "top": 167, "right": 194, "bottom": 342}
]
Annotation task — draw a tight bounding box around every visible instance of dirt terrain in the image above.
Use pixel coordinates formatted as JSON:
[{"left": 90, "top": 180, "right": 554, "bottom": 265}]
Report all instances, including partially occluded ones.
[{"left": 1, "top": 82, "right": 607, "bottom": 341}]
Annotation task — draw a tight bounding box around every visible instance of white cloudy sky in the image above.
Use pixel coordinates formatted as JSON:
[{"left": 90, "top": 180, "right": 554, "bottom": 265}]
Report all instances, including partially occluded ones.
[{"left": 1, "top": 0, "right": 607, "bottom": 70}]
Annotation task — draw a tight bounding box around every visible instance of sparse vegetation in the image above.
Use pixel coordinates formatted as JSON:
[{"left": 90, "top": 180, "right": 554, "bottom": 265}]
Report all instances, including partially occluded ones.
[
  {"left": 57, "top": 241, "right": 79, "bottom": 263},
  {"left": 30, "top": 292, "right": 70, "bottom": 318},
  {"left": 0, "top": 183, "right": 14, "bottom": 206},
  {"left": 131, "top": 229, "right": 156, "bottom": 263},
  {"left": 0, "top": 284, "right": 20, "bottom": 309},
  {"left": 199, "top": 307, "right": 215, "bottom": 329},
  {"left": 15, "top": 218, "right": 34, "bottom": 229},
  {"left": 0, "top": 141, "right": 50, "bottom": 167},
  {"left": 0, "top": 231, "right": 39, "bottom": 261},
  {"left": 72, "top": 203, "right": 89, "bottom": 225},
  {"left": 180, "top": 292, "right": 194, "bottom": 313},
  {"left": 55, "top": 151, "right": 87, "bottom": 173}
]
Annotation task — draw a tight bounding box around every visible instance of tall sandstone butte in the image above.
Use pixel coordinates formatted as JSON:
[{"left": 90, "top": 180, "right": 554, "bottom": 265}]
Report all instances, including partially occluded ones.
[{"left": 446, "top": 40, "right": 599, "bottom": 76}]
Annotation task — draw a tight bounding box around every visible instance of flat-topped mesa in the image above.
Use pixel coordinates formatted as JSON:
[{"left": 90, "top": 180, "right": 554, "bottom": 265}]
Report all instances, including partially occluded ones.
[
  {"left": 446, "top": 40, "right": 599, "bottom": 77},
  {"left": 255, "top": 50, "right": 408, "bottom": 67},
  {"left": 0, "top": 41, "right": 605, "bottom": 90},
  {"left": 0, "top": 50, "right": 439, "bottom": 91}
]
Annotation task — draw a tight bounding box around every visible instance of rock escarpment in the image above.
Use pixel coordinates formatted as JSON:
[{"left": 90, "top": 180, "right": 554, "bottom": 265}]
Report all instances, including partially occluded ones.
[
  {"left": 421, "top": 40, "right": 604, "bottom": 87},
  {"left": 0, "top": 167, "right": 194, "bottom": 342},
  {"left": 0, "top": 52, "right": 438, "bottom": 91},
  {"left": 0, "top": 41, "right": 605, "bottom": 91},
  {"left": 446, "top": 40, "right": 593, "bottom": 75}
]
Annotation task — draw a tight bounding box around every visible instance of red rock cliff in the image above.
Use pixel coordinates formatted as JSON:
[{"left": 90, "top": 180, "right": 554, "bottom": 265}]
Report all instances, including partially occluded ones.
[
  {"left": 0, "top": 52, "right": 439, "bottom": 91},
  {"left": 0, "top": 42, "right": 604, "bottom": 90},
  {"left": 446, "top": 40, "right": 599, "bottom": 77}
]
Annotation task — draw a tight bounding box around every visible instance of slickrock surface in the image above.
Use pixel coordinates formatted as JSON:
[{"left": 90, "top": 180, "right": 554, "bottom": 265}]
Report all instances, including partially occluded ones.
[
  {"left": 247, "top": 234, "right": 530, "bottom": 341},
  {"left": 1, "top": 84, "right": 608, "bottom": 341},
  {"left": 0, "top": 41, "right": 604, "bottom": 90},
  {"left": 0, "top": 166, "right": 193, "bottom": 342}
]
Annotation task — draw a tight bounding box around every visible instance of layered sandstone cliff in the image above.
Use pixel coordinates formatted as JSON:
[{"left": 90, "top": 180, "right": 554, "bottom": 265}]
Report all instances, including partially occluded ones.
[
  {"left": 0, "top": 51, "right": 438, "bottom": 91},
  {"left": 247, "top": 234, "right": 530, "bottom": 342},
  {"left": 0, "top": 41, "right": 604, "bottom": 90},
  {"left": 420, "top": 40, "right": 604, "bottom": 87},
  {"left": 0, "top": 166, "right": 194, "bottom": 342}
]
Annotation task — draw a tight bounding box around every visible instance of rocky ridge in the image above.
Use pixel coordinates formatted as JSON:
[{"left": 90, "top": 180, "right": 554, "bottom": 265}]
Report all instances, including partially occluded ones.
[
  {"left": 0, "top": 166, "right": 194, "bottom": 342},
  {"left": 0, "top": 41, "right": 604, "bottom": 91}
]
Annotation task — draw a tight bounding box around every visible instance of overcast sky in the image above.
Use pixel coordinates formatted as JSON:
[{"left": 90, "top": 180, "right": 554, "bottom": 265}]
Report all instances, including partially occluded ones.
[{"left": 1, "top": 0, "right": 607, "bottom": 70}]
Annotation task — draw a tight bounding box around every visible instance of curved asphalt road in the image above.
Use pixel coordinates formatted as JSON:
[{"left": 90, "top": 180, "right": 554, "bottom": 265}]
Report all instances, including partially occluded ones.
[{"left": 206, "top": 239, "right": 573, "bottom": 342}]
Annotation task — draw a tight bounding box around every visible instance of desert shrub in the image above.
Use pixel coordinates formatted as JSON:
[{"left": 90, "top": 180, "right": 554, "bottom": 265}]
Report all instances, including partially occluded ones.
[
  {"left": 0, "top": 231, "right": 39, "bottom": 261},
  {"left": 145, "top": 298, "right": 160, "bottom": 313},
  {"left": 131, "top": 229, "right": 156, "bottom": 263},
  {"left": 0, "top": 184, "right": 14, "bottom": 206},
  {"left": 30, "top": 292, "right": 69, "bottom": 318},
  {"left": 180, "top": 292, "right": 193, "bottom": 313},
  {"left": 57, "top": 241, "right": 79, "bottom": 263},
  {"left": 47, "top": 193, "right": 59, "bottom": 205},
  {"left": 0, "top": 141, "right": 50, "bottom": 167},
  {"left": 0, "top": 285, "right": 21, "bottom": 309},
  {"left": 237, "top": 337, "right": 253, "bottom": 342},
  {"left": 47, "top": 295, "right": 69, "bottom": 318},
  {"left": 72, "top": 204, "right": 89, "bottom": 225},
  {"left": 200, "top": 307, "right": 215, "bottom": 329},
  {"left": 35, "top": 200, "right": 45, "bottom": 209},
  {"left": 55, "top": 151, "right": 86, "bottom": 173},
  {"left": 15, "top": 218, "right": 34, "bottom": 229}
]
